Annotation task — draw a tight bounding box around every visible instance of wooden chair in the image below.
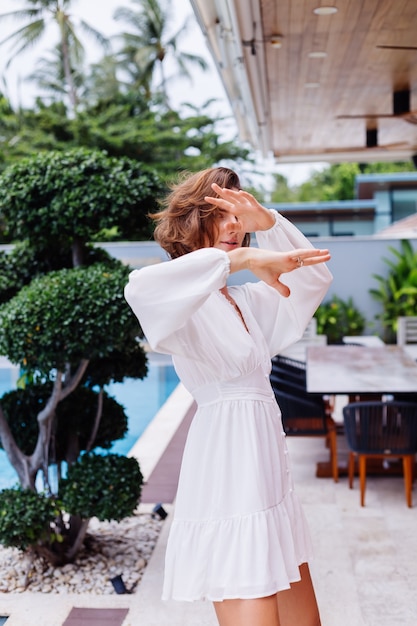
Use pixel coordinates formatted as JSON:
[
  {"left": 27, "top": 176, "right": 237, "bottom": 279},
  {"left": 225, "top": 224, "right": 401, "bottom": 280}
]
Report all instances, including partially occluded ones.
[
  {"left": 270, "top": 355, "right": 339, "bottom": 482},
  {"left": 342, "top": 401, "right": 417, "bottom": 507},
  {"left": 271, "top": 354, "right": 335, "bottom": 414},
  {"left": 270, "top": 355, "right": 308, "bottom": 389}
]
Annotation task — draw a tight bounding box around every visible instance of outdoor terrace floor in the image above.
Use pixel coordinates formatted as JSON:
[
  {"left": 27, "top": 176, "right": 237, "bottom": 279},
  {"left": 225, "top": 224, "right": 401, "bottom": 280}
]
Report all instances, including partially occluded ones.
[{"left": 1, "top": 386, "right": 416, "bottom": 625}]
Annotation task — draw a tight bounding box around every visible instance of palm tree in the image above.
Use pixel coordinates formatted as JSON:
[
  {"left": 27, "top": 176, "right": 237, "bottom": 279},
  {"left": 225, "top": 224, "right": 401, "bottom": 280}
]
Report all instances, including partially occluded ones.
[
  {"left": 113, "top": 0, "right": 209, "bottom": 106},
  {"left": 0, "top": 0, "right": 109, "bottom": 110},
  {"left": 27, "top": 43, "right": 86, "bottom": 104}
]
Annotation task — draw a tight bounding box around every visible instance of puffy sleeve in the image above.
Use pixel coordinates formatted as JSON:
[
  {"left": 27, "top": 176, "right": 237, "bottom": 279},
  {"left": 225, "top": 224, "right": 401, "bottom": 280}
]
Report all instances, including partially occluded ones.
[
  {"left": 239, "top": 210, "right": 333, "bottom": 357},
  {"left": 124, "top": 247, "right": 230, "bottom": 354}
]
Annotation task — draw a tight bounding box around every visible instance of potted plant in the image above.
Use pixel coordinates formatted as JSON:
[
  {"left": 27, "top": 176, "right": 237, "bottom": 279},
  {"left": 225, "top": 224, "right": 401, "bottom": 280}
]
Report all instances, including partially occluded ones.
[
  {"left": 369, "top": 239, "right": 417, "bottom": 343},
  {"left": 314, "top": 294, "right": 366, "bottom": 344}
]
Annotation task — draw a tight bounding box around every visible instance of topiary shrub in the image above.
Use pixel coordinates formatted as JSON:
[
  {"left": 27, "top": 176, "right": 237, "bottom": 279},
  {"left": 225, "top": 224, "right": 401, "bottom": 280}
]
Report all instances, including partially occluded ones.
[
  {"left": 0, "top": 148, "right": 152, "bottom": 566},
  {"left": 0, "top": 262, "right": 136, "bottom": 374},
  {"left": 0, "top": 488, "right": 60, "bottom": 552},
  {"left": 0, "top": 147, "right": 162, "bottom": 247},
  {"left": 59, "top": 452, "right": 143, "bottom": 522},
  {"left": 0, "top": 453, "right": 144, "bottom": 565}
]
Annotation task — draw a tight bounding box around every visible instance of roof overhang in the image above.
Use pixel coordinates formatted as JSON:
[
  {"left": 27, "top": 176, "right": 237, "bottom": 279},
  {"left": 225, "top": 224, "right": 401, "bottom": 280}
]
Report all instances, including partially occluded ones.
[
  {"left": 190, "top": 0, "right": 271, "bottom": 154},
  {"left": 190, "top": 0, "right": 417, "bottom": 165}
]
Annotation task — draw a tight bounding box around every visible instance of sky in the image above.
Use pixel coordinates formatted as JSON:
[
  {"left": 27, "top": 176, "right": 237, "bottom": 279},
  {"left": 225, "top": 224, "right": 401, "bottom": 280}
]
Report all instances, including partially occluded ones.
[{"left": 0, "top": 0, "right": 324, "bottom": 186}]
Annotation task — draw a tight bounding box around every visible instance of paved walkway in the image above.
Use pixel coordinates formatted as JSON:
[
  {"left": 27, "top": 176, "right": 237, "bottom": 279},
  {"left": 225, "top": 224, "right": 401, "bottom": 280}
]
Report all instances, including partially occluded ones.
[
  {"left": 133, "top": 432, "right": 417, "bottom": 626},
  {"left": 1, "top": 387, "right": 417, "bottom": 625}
]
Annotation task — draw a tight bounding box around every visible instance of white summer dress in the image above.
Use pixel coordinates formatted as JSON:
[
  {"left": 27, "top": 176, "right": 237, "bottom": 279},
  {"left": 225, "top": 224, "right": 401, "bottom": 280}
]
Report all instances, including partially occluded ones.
[{"left": 124, "top": 210, "right": 332, "bottom": 602}]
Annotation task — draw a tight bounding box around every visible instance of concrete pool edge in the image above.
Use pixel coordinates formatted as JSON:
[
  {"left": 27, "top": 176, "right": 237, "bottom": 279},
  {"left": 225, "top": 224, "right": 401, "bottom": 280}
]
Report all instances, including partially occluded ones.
[{"left": 127, "top": 382, "right": 194, "bottom": 482}]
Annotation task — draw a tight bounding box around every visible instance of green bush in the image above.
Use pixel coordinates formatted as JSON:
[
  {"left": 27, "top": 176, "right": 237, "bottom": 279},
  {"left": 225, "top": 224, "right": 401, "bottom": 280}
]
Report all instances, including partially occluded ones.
[
  {"left": 60, "top": 452, "right": 143, "bottom": 522},
  {"left": 0, "top": 262, "right": 137, "bottom": 374},
  {"left": 314, "top": 294, "right": 366, "bottom": 344},
  {"left": 0, "top": 148, "right": 162, "bottom": 244},
  {"left": 0, "top": 453, "right": 143, "bottom": 560},
  {"left": 0, "top": 488, "right": 59, "bottom": 551},
  {"left": 0, "top": 240, "right": 120, "bottom": 305}
]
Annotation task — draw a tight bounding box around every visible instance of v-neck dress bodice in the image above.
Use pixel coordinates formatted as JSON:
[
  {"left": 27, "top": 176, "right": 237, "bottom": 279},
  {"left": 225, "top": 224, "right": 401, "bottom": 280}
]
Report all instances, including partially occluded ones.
[{"left": 125, "top": 210, "right": 332, "bottom": 601}]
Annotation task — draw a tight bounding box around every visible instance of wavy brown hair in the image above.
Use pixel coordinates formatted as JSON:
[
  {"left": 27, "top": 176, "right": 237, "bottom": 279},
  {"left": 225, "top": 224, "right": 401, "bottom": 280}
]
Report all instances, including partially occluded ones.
[{"left": 150, "top": 167, "right": 251, "bottom": 258}]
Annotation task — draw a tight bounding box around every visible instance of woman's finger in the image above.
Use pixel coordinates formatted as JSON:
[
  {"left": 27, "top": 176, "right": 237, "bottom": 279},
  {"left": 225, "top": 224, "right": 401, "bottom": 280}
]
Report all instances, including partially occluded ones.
[
  {"left": 291, "top": 249, "right": 331, "bottom": 267},
  {"left": 210, "top": 182, "right": 239, "bottom": 197},
  {"left": 204, "top": 195, "right": 234, "bottom": 208},
  {"left": 206, "top": 183, "right": 252, "bottom": 210}
]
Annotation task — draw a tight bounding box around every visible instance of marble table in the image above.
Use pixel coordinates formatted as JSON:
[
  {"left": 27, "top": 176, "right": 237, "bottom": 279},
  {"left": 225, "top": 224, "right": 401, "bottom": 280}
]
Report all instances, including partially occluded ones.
[
  {"left": 307, "top": 345, "right": 417, "bottom": 395},
  {"left": 402, "top": 344, "right": 417, "bottom": 362},
  {"left": 307, "top": 345, "right": 417, "bottom": 479}
]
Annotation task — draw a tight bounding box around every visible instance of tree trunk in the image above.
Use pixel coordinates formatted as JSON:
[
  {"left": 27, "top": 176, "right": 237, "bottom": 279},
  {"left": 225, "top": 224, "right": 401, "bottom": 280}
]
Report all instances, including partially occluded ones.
[
  {"left": 65, "top": 517, "right": 90, "bottom": 563},
  {"left": 86, "top": 388, "right": 103, "bottom": 451},
  {"left": 71, "top": 236, "right": 86, "bottom": 268},
  {"left": 0, "top": 404, "right": 35, "bottom": 488},
  {"left": 31, "top": 514, "right": 90, "bottom": 566},
  {"left": 65, "top": 430, "right": 80, "bottom": 466},
  {"left": 28, "top": 373, "right": 64, "bottom": 489},
  {"left": 57, "top": 12, "right": 78, "bottom": 112},
  {"left": 158, "top": 58, "right": 170, "bottom": 109},
  {"left": 0, "top": 360, "right": 89, "bottom": 491}
]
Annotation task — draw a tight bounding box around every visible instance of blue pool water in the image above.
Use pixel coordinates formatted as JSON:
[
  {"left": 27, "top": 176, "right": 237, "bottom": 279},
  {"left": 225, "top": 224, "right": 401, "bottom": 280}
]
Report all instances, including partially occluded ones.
[{"left": 0, "top": 354, "right": 179, "bottom": 490}]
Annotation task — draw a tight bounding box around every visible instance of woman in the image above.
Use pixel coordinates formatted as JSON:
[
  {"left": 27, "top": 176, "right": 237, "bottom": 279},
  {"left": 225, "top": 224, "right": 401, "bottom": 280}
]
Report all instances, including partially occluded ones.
[{"left": 124, "top": 167, "right": 332, "bottom": 626}]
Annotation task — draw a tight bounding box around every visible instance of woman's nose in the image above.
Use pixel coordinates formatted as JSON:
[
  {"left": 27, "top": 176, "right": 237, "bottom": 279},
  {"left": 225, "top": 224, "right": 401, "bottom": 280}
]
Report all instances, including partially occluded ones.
[{"left": 224, "top": 215, "right": 240, "bottom": 229}]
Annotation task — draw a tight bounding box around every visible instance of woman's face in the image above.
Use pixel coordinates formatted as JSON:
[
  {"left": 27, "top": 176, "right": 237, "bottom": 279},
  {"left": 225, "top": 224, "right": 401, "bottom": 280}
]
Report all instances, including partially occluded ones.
[{"left": 211, "top": 209, "right": 245, "bottom": 252}]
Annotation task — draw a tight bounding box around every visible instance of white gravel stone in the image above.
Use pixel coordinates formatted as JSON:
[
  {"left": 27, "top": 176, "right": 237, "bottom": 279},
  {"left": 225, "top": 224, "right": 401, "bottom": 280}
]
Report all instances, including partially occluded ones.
[{"left": 0, "top": 510, "right": 165, "bottom": 594}]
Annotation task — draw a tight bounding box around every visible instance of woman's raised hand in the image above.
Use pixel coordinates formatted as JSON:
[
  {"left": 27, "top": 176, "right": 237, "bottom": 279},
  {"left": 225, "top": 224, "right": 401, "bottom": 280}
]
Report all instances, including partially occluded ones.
[
  {"left": 205, "top": 183, "right": 275, "bottom": 233},
  {"left": 205, "top": 182, "right": 331, "bottom": 297},
  {"left": 229, "top": 247, "right": 331, "bottom": 298}
]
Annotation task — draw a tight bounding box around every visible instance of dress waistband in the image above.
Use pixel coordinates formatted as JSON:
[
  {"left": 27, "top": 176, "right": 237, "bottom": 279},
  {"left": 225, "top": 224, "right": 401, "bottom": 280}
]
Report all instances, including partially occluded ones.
[{"left": 192, "top": 368, "right": 275, "bottom": 407}]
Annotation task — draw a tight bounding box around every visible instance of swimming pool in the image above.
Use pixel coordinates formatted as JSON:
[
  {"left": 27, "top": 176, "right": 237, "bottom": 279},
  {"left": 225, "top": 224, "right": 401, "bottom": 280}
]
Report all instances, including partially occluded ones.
[{"left": 0, "top": 353, "right": 179, "bottom": 490}]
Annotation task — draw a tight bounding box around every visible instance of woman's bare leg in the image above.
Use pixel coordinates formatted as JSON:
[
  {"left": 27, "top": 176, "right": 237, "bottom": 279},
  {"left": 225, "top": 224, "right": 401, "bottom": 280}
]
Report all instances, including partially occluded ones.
[
  {"left": 277, "top": 563, "right": 321, "bottom": 626},
  {"left": 214, "top": 595, "right": 281, "bottom": 626},
  {"left": 213, "top": 563, "right": 320, "bottom": 626}
]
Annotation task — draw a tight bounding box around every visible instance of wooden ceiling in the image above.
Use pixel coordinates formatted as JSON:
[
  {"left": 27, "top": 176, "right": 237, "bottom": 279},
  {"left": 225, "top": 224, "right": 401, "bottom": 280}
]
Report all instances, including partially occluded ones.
[{"left": 190, "top": 0, "right": 417, "bottom": 164}]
